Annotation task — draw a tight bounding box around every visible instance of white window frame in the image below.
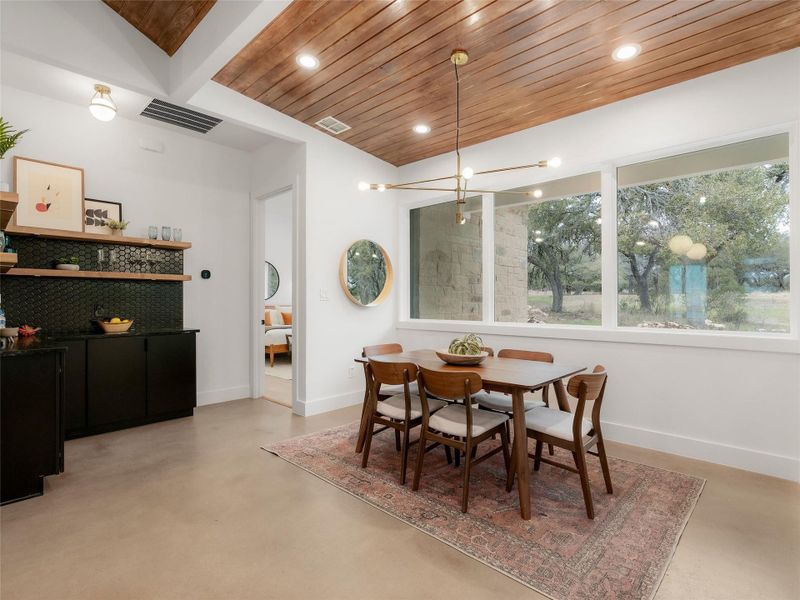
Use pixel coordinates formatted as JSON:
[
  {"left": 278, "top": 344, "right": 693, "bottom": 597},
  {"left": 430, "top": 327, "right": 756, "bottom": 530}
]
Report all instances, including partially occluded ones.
[{"left": 397, "top": 123, "right": 800, "bottom": 355}]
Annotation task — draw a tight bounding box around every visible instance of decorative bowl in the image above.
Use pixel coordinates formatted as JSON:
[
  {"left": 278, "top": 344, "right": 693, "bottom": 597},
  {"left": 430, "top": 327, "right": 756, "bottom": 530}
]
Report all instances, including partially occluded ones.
[
  {"left": 435, "top": 350, "right": 489, "bottom": 366},
  {"left": 97, "top": 319, "right": 134, "bottom": 334}
]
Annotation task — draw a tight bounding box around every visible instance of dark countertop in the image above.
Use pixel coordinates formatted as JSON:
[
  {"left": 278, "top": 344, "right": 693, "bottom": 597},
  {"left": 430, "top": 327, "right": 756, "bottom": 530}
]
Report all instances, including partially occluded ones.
[
  {"left": 0, "top": 328, "right": 199, "bottom": 355},
  {"left": 0, "top": 337, "right": 68, "bottom": 357},
  {"left": 44, "top": 328, "right": 200, "bottom": 341}
]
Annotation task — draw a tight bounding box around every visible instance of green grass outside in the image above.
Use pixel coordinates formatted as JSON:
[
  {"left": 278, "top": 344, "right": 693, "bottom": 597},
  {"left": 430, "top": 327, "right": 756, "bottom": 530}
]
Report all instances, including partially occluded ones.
[{"left": 525, "top": 291, "right": 790, "bottom": 332}]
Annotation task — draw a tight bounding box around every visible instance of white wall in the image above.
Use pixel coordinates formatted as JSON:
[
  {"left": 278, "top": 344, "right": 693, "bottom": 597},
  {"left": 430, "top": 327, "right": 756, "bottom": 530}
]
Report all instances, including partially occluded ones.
[
  {"left": 0, "top": 85, "right": 254, "bottom": 406},
  {"left": 264, "top": 190, "right": 292, "bottom": 307},
  {"left": 238, "top": 95, "right": 399, "bottom": 416},
  {"left": 395, "top": 50, "right": 800, "bottom": 481}
]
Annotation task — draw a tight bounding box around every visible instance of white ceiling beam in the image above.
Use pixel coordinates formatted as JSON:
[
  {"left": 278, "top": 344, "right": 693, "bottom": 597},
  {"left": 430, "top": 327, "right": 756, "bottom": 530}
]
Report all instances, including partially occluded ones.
[{"left": 169, "top": 0, "right": 291, "bottom": 104}]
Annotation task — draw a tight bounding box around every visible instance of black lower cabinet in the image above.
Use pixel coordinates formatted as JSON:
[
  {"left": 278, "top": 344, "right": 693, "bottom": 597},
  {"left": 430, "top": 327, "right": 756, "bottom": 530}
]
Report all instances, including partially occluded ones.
[
  {"left": 147, "top": 333, "right": 197, "bottom": 416},
  {"left": 1, "top": 350, "right": 65, "bottom": 505},
  {"left": 67, "top": 332, "right": 196, "bottom": 438},
  {"left": 63, "top": 340, "right": 87, "bottom": 431},
  {"left": 88, "top": 337, "right": 147, "bottom": 427}
]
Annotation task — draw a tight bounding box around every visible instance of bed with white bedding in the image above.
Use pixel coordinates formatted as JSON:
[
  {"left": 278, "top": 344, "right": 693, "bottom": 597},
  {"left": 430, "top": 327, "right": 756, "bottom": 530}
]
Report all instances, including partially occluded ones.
[{"left": 264, "top": 306, "right": 292, "bottom": 367}]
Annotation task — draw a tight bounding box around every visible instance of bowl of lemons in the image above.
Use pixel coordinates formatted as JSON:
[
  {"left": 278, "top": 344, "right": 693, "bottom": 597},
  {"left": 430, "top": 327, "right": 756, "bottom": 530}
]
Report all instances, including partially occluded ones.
[{"left": 97, "top": 317, "right": 133, "bottom": 334}]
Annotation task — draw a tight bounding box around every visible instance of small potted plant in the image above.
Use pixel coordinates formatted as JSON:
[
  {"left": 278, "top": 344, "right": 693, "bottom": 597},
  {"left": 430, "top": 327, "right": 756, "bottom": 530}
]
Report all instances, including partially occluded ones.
[
  {"left": 106, "top": 219, "right": 129, "bottom": 236},
  {"left": 0, "top": 117, "right": 29, "bottom": 192},
  {"left": 55, "top": 256, "right": 80, "bottom": 271}
]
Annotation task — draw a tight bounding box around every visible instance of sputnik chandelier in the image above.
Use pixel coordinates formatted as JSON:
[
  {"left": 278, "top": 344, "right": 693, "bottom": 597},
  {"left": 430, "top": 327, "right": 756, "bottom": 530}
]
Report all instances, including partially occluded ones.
[{"left": 358, "top": 49, "right": 561, "bottom": 224}]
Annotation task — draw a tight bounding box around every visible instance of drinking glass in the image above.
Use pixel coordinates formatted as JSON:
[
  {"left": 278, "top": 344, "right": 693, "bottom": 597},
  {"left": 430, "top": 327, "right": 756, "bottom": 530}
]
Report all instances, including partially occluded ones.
[
  {"left": 161, "top": 226, "right": 171, "bottom": 241},
  {"left": 173, "top": 228, "right": 182, "bottom": 242},
  {"left": 148, "top": 226, "right": 158, "bottom": 240},
  {"left": 97, "top": 248, "right": 107, "bottom": 271}
]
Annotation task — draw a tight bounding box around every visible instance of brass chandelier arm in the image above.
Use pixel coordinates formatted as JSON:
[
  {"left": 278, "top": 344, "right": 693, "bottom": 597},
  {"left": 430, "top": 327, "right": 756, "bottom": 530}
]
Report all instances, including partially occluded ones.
[
  {"left": 385, "top": 174, "right": 459, "bottom": 187},
  {"left": 389, "top": 186, "right": 458, "bottom": 192},
  {"left": 474, "top": 161, "right": 548, "bottom": 177},
  {"left": 466, "top": 189, "right": 540, "bottom": 195}
]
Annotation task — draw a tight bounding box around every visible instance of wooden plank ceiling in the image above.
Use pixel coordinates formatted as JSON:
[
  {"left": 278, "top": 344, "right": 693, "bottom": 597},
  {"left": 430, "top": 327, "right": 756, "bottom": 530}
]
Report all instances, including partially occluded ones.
[
  {"left": 103, "top": 0, "right": 216, "bottom": 56},
  {"left": 216, "top": 0, "right": 800, "bottom": 166}
]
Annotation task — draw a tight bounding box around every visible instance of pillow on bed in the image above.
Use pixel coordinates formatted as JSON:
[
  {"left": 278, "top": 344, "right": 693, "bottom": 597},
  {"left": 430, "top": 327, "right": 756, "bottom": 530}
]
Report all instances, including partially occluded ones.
[
  {"left": 264, "top": 309, "right": 284, "bottom": 326},
  {"left": 281, "top": 311, "right": 292, "bottom": 325}
]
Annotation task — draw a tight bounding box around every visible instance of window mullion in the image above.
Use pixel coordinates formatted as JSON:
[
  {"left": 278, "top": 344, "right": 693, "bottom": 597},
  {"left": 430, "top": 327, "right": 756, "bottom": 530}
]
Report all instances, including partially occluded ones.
[
  {"left": 600, "top": 167, "right": 618, "bottom": 329},
  {"left": 482, "top": 193, "right": 495, "bottom": 324}
]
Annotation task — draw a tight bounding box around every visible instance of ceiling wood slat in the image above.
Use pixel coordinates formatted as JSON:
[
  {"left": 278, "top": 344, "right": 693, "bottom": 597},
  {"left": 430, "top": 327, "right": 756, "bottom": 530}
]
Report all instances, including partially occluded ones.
[
  {"left": 214, "top": 0, "right": 800, "bottom": 165},
  {"left": 383, "top": 7, "right": 800, "bottom": 162},
  {"left": 363, "top": 0, "right": 783, "bottom": 158},
  {"left": 388, "top": 17, "right": 800, "bottom": 162},
  {"left": 341, "top": 0, "right": 672, "bottom": 148},
  {"left": 102, "top": 0, "right": 215, "bottom": 56}
]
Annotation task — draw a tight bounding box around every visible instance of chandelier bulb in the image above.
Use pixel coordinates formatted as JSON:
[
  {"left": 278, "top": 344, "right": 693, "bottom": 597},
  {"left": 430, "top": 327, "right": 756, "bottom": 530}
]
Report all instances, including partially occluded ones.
[
  {"left": 547, "top": 157, "right": 562, "bottom": 168},
  {"left": 377, "top": 184, "right": 386, "bottom": 193},
  {"left": 357, "top": 181, "right": 370, "bottom": 191},
  {"left": 461, "top": 166, "right": 474, "bottom": 180}
]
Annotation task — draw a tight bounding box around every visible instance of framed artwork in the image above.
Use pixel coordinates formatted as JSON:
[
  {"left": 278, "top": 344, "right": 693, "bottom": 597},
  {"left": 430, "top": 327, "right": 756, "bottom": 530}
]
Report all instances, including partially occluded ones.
[
  {"left": 84, "top": 198, "right": 122, "bottom": 234},
  {"left": 13, "top": 156, "right": 84, "bottom": 232}
]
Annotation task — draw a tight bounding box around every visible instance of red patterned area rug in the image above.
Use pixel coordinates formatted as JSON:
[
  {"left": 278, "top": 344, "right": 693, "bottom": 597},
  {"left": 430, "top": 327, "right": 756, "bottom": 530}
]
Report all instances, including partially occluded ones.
[{"left": 264, "top": 423, "right": 704, "bottom": 600}]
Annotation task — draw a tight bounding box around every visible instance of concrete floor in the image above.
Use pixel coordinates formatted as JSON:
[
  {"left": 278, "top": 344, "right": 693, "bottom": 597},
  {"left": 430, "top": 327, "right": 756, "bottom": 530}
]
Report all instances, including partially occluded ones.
[{"left": 1, "top": 399, "right": 798, "bottom": 600}]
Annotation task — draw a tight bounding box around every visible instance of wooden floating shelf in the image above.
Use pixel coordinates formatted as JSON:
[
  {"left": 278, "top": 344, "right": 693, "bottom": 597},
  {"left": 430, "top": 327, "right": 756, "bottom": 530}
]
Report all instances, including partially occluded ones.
[
  {"left": 3, "top": 224, "right": 191, "bottom": 250},
  {"left": 0, "top": 192, "right": 19, "bottom": 231},
  {"left": 0, "top": 252, "right": 18, "bottom": 273},
  {"left": 3, "top": 268, "right": 191, "bottom": 282}
]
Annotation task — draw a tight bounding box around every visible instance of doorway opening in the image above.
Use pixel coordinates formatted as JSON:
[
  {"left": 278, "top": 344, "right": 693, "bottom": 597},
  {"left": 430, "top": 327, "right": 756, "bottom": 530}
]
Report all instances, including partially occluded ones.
[{"left": 260, "top": 189, "right": 294, "bottom": 408}]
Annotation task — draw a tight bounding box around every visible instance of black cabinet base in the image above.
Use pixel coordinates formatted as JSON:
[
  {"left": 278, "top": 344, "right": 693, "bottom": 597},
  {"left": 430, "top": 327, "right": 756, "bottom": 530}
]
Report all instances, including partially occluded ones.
[
  {"left": 66, "top": 408, "right": 193, "bottom": 440},
  {"left": 0, "top": 477, "right": 44, "bottom": 506}
]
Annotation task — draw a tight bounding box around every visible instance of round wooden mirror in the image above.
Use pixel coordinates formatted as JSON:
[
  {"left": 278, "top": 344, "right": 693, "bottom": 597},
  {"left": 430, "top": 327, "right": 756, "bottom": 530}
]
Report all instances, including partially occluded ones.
[
  {"left": 339, "top": 240, "right": 393, "bottom": 306},
  {"left": 265, "top": 261, "right": 279, "bottom": 300}
]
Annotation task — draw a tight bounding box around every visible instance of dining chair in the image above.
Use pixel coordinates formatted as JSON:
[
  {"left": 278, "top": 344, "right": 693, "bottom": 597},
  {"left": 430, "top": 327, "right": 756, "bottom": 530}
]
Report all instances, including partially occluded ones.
[
  {"left": 413, "top": 367, "right": 511, "bottom": 513},
  {"left": 481, "top": 346, "right": 495, "bottom": 357},
  {"left": 507, "top": 365, "right": 612, "bottom": 519},
  {"left": 360, "top": 343, "right": 419, "bottom": 452},
  {"left": 361, "top": 360, "right": 448, "bottom": 484},
  {"left": 475, "top": 349, "right": 556, "bottom": 455}
]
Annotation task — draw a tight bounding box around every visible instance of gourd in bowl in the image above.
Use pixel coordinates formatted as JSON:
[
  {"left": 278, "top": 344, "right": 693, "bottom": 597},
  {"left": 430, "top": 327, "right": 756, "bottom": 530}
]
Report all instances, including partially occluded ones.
[{"left": 435, "top": 333, "right": 488, "bottom": 365}]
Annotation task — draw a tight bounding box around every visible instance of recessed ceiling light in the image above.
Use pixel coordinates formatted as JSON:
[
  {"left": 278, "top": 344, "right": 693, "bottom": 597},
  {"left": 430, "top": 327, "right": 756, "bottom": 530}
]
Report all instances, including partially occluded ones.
[
  {"left": 296, "top": 54, "right": 319, "bottom": 69},
  {"left": 412, "top": 124, "right": 431, "bottom": 134},
  {"left": 612, "top": 43, "right": 641, "bottom": 62}
]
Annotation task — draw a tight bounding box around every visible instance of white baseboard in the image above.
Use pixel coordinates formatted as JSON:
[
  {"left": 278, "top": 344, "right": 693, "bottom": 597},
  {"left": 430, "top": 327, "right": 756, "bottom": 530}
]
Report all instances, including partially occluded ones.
[
  {"left": 602, "top": 419, "right": 800, "bottom": 482},
  {"left": 297, "top": 389, "right": 363, "bottom": 417},
  {"left": 196, "top": 385, "right": 251, "bottom": 407}
]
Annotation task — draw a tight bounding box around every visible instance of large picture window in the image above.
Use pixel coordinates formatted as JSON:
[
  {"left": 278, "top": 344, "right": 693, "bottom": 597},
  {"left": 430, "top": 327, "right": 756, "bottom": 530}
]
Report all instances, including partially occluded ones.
[
  {"left": 617, "top": 134, "right": 790, "bottom": 333},
  {"left": 495, "top": 173, "right": 601, "bottom": 325},
  {"left": 406, "top": 132, "right": 793, "bottom": 341},
  {"left": 410, "top": 196, "right": 482, "bottom": 320}
]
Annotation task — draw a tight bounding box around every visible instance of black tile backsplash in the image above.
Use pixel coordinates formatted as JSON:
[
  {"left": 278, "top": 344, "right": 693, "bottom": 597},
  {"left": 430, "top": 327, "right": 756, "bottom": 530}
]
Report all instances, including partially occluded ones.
[
  {"left": 1, "top": 237, "right": 183, "bottom": 333},
  {"left": 9, "top": 236, "right": 183, "bottom": 274}
]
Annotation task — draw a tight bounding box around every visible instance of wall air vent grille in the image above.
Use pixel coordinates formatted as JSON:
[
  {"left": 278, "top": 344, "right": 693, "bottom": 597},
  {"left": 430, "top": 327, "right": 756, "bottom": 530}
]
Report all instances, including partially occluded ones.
[
  {"left": 140, "top": 99, "right": 222, "bottom": 134},
  {"left": 315, "top": 116, "right": 351, "bottom": 135}
]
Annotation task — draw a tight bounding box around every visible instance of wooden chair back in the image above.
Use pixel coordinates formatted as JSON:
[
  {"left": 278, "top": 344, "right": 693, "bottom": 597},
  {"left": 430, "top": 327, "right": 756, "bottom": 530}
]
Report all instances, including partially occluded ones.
[
  {"left": 567, "top": 367, "right": 607, "bottom": 401},
  {"left": 417, "top": 366, "right": 482, "bottom": 400},
  {"left": 481, "top": 346, "right": 495, "bottom": 357},
  {"left": 417, "top": 367, "right": 482, "bottom": 434},
  {"left": 362, "top": 343, "right": 403, "bottom": 358},
  {"left": 567, "top": 365, "right": 608, "bottom": 437},
  {"left": 497, "top": 349, "right": 554, "bottom": 363},
  {"left": 367, "top": 359, "right": 418, "bottom": 387}
]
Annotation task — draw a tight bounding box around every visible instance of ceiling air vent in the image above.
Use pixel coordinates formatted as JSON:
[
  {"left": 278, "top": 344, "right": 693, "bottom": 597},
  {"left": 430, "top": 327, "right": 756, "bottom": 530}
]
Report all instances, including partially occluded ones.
[
  {"left": 315, "top": 116, "right": 351, "bottom": 135},
  {"left": 140, "top": 99, "right": 222, "bottom": 134}
]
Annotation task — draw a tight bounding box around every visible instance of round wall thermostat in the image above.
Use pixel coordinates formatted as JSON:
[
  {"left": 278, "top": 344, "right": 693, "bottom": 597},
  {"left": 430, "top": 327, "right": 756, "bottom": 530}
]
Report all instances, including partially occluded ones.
[{"left": 201, "top": 270, "right": 211, "bottom": 279}]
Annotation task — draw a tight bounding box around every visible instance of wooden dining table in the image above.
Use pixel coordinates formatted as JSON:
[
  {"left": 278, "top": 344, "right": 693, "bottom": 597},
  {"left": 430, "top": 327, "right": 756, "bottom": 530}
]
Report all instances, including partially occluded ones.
[{"left": 353, "top": 349, "right": 585, "bottom": 520}]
